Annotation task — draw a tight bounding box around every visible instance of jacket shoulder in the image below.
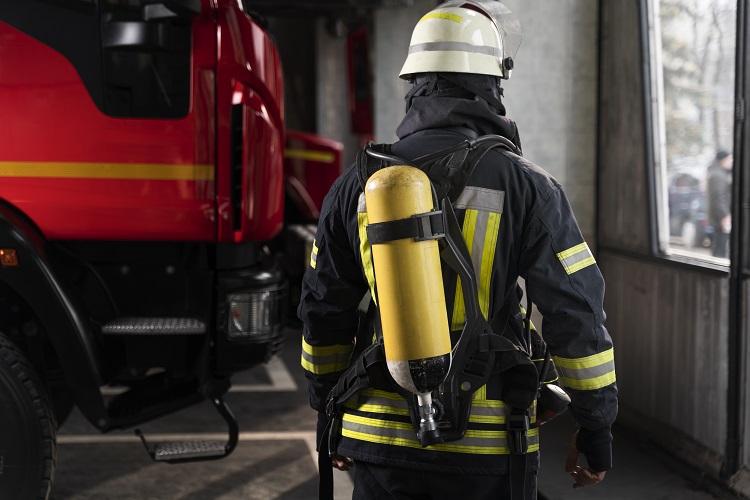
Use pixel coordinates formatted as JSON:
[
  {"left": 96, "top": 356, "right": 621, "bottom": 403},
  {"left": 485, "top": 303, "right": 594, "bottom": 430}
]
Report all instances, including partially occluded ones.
[
  {"left": 483, "top": 149, "right": 561, "bottom": 202},
  {"left": 322, "top": 164, "right": 363, "bottom": 215},
  {"left": 512, "top": 154, "right": 559, "bottom": 189}
]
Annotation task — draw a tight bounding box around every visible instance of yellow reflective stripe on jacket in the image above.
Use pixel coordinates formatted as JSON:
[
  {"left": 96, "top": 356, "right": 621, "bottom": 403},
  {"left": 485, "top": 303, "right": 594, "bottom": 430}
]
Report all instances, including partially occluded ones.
[
  {"left": 479, "top": 212, "right": 501, "bottom": 318},
  {"left": 554, "top": 348, "right": 616, "bottom": 390},
  {"left": 357, "top": 194, "right": 377, "bottom": 305},
  {"left": 341, "top": 413, "right": 540, "bottom": 455},
  {"left": 350, "top": 387, "right": 507, "bottom": 424},
  {"left": 309, "top": 240, "right": 319, "bottom": 269},
  {"left": 450, "top": 208, "right": 478, "bottom": 330},
  {"left": 450, "top": 188, "right": 504, "bottom": 329},
  {"left": 519, "top": 304, "right": 537, "bottom": 332},
  {"left": 556, "top": 242, "right": 596, "bottom": 275},
  {"left": 472, "top": 384, "right": 487, "bottom": 400},
  {"left": 300, "top": 337, "right": 353, "bottom": 375}
]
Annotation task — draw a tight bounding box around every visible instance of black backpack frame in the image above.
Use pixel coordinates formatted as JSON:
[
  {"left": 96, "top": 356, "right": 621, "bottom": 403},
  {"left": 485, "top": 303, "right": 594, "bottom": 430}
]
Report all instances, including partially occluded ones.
[{"left": 323, "top": 133, "right": 538, "bottom": 447}]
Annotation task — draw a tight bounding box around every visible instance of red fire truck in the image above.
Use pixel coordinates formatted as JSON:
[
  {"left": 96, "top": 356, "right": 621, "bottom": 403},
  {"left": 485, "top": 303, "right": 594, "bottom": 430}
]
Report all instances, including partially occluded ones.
[{"left": 0, "top": 1, "right": 340, "bottom": 497}]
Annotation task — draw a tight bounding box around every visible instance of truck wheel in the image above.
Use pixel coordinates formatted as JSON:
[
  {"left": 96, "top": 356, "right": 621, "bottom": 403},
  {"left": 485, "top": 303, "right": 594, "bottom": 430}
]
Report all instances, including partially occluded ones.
[{"left": 0, "top": 334, "right": 56, "bottom": 500}]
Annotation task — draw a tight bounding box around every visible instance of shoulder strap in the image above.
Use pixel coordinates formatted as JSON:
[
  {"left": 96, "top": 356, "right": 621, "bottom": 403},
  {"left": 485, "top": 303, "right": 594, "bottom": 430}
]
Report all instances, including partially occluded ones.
[
  {"left": 356, "top": 143, "right": 418, "bottom": 191},
  {"left": 413, "top": 134, "right": 521, "bottom": 201},
  {"left": 356, "top": 134, "right": 520, "bottom": 196}
]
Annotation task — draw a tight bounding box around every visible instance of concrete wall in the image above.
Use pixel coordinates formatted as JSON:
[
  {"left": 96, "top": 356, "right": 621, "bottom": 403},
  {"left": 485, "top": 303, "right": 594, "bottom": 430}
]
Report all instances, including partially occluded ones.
[
  {"left": 372, "top": 0, "right": 436, "bottom": 143},
  {"left": 315, "top": 20, "right": 362, "bottom": 167},
  {"left": 372, "top": 0, "right": 599, "bottom": 240}
]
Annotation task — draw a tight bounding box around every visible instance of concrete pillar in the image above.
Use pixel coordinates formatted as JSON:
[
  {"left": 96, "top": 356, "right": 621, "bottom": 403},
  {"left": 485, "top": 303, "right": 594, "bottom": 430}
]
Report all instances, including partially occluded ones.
[{"left": 315, "top": 20, "right": 362, "bottom": 167}]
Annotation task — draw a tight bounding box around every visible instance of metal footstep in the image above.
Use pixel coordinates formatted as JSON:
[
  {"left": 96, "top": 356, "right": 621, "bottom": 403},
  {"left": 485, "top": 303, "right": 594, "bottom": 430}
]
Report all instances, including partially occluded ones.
[
  {"left": 102, "top": 317, "right": 206, "bottom": 336},
  {"left": 151, "top": 440, "right": 227, "bottom": 461},
  {"left": 135, "top": 397, "right": 239, "bottom": 464}
]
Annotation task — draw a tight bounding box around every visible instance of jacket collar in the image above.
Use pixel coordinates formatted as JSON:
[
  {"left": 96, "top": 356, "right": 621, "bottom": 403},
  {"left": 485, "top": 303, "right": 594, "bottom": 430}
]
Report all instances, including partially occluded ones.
[{"left": 395, "top": 94, "right": 522, "bottom": 152}]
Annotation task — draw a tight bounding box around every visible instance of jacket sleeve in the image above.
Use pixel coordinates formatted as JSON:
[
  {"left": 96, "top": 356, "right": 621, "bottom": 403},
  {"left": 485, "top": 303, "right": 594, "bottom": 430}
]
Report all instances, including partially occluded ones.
[
  {"left": 519, "top": 185, "right": 618, "bottom": 472},
  {"left": 297, "top": 177, "right": 368, "bottom": 416}
]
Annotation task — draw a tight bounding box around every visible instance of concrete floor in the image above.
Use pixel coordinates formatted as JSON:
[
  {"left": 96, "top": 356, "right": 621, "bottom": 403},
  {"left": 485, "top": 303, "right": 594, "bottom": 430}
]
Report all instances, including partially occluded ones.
[
  {"left": 537, "top": 416, "right": 718, "bottom": 499},
  {"left": 54, "top": 328, "right": 353, "bottom": 500},
  {"left": 53, "top": 327, "right": 719, "bottom": 499}
]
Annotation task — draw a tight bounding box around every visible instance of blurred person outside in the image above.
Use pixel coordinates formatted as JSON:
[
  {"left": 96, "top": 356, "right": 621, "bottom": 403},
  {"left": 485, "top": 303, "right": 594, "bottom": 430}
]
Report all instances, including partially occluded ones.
[{"left": 707, "top": 150, "right": 733, "bottom": 258}]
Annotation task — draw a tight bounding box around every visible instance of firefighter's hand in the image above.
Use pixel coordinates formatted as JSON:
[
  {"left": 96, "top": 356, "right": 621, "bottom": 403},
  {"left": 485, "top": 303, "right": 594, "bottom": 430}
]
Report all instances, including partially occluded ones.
[
  {"left": 565, "top": 432, "right": 606, "bottom": 488},
  {"left": 331, "top": 454, "right": 353, "bottom": 471}
]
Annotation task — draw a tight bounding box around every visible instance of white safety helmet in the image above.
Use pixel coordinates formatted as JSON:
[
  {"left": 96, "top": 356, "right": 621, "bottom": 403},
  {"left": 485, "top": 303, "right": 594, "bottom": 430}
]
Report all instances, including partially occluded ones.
[{"left": 399, "top": 0, "right": 522, "bottom": 80}]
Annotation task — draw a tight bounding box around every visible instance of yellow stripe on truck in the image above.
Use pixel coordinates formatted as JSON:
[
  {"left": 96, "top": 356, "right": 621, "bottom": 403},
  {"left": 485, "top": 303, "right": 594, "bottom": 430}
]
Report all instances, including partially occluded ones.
[
  {"left": 284, "top": 149, "right": 336, "bottom": 164},
  {"left": 0, "top": 162, "right": 214, "bottom": 181}
]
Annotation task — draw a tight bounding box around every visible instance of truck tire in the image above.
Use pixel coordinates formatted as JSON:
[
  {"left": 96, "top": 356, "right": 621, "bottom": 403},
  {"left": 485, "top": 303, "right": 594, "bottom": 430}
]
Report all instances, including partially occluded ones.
[{"left": 0, "top": 334, "right": 56, "bottom": 500}]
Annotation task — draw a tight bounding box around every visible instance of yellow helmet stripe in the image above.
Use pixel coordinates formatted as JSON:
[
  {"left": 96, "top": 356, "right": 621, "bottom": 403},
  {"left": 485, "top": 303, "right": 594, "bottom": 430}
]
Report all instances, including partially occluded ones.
[{"left": 420, "top": 12, "right": 464, "bottom": 24}]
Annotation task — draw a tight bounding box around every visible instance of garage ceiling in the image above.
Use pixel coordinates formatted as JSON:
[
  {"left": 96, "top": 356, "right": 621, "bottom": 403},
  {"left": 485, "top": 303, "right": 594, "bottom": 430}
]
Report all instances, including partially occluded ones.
[{"left": 244, "top": 0, "right": 415, "bottom": 17}]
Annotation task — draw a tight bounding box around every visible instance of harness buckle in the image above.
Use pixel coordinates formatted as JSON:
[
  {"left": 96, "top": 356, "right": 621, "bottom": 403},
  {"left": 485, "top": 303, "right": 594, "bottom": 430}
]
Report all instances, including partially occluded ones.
[
  {"left": 414, "top": 211, "right": 445, "bottom": 241},
  {"left": 507, "top": 411, "right": 530, "bottom": 455},
  {"left": 327, "top": 416, "right": 343, "bottom": 458}
]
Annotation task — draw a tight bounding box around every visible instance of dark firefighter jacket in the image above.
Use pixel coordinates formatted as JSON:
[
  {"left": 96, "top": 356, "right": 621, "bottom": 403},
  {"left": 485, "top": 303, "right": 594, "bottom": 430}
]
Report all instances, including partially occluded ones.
[{"left": 298, "top": 93, "right": 618, "bottom": 475}]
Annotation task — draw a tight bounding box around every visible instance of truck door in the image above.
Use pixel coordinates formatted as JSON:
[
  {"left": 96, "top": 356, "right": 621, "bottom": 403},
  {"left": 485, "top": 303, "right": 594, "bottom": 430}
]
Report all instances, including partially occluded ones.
[
  {"left": 0, "top": 0, "right": 217, "bottom": 241},
  {"left": 214, "top": 0, "right": 285, "bottom": 244}
]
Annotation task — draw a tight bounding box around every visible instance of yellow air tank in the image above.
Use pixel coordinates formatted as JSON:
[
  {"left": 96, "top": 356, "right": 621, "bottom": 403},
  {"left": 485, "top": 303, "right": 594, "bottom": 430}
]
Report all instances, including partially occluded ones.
[{"left": 365, "top": 166, "right": 451, "bottom": 402}]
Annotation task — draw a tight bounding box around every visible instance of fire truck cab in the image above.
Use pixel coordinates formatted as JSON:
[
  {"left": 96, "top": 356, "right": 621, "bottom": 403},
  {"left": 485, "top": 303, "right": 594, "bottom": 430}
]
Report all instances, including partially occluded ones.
[{"left": 0, "top": 1, "right": 339, "bottom": 497}]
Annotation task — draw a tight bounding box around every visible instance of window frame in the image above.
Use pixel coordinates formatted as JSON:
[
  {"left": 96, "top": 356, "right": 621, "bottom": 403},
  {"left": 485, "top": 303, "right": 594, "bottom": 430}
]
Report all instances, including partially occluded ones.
[{"left": 641, "top": 0, "right": 738, "bottom": 271}]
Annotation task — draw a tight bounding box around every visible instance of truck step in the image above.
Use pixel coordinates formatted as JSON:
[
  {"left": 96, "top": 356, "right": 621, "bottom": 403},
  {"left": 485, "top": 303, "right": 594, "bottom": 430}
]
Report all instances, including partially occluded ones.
[
  {"left": 102, "top": 317, "right": 206, "bottom": 336},
  {"left": 152, "top": 441, "right": 227, "bottom": 461},
  {"left": 136, "top": 397, "right": 239, "bottom": 464}
]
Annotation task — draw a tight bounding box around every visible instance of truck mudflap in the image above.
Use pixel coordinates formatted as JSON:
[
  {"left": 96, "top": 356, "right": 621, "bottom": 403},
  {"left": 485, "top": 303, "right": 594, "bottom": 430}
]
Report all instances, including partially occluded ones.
[{"left": 0, "top": 202, "right": 107, "bottom": 427}]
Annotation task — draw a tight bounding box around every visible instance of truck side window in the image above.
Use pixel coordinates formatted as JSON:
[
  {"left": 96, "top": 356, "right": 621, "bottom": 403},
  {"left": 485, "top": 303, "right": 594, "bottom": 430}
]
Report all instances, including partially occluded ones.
[{"left": 0, "top": 0, "right": 194, "bottom": 119}]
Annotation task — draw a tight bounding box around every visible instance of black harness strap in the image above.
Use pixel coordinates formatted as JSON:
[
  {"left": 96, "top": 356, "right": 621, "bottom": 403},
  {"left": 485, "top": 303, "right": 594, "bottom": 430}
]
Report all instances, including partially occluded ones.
[
  {"left": 318, "top": 422, "right": 334, "bottom": 500},
  {"left": 318, "top": 342, "right": 388, "bottom": 500},
  {"left": 366, "top": 210, "right": 445, "bottom": 244}
]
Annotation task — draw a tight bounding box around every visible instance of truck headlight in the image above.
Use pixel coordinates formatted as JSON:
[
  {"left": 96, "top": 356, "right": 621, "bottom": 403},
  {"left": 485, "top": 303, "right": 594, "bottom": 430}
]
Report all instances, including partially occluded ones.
[{"left": 227, "top": 286, "right": 285, "bottom": 341}]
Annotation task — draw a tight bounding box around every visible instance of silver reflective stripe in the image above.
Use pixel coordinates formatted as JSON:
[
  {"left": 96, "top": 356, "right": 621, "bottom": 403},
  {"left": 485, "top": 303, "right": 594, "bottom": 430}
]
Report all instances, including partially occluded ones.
[
  {"left": 357, "top": 193, "right": 367, "bottom": 213},
  {"left": 356, "top": 390, "right": 506, "bottom": 422},
  {"left": 469, "top": 402, "right": 505, "bottom": 422},
  {"left": 471, "top": 209, "right": 488, "bottom": 273},
  {"left": 343, "top": 418, "right": 493, "bottom": 447},
  {"left": 557, "top": 359, "right": 616, "bottom": 382},
  {"left": 556, "top": 242, "right": 596, "bottom": 275},
  {"left": 409, "top": 41, "right": 500, "bottom": 57},
  {"left": 455, "top": 187, "right": 505, "bottom": 213},
  {"left": 341, "top": 413, "right": 539, "bottom": 454},
  {"left": 561, "top": 248, "right": 592, "bottom": 268}
]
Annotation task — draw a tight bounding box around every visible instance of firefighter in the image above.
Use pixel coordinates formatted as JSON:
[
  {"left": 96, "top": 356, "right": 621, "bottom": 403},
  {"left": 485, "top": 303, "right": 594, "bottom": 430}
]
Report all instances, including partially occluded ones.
[{"left": 299, "top": 2, "right": 617, "bottom": 498}]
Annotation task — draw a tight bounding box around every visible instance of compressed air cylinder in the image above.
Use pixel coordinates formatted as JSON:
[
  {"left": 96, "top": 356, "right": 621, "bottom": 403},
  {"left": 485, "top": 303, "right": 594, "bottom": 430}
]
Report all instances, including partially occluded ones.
[{"left": 365, "top": 166, "right": 451, "bottom": 395}]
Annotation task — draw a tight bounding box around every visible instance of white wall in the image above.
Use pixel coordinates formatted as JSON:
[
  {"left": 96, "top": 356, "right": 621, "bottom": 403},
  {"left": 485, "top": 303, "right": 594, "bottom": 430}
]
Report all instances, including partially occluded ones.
[
  {"left": 502, "top": 0, "right": 599, "bottom": 241},
  {"left": 373, "top": 0, "right": 436, "bottom": 143}
]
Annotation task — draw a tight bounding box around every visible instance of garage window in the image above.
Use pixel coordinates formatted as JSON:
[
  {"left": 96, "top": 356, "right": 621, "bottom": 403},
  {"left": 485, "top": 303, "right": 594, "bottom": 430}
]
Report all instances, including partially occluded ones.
[{"left": 646, "top": 0, "right": 737, "bottom": 264}]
